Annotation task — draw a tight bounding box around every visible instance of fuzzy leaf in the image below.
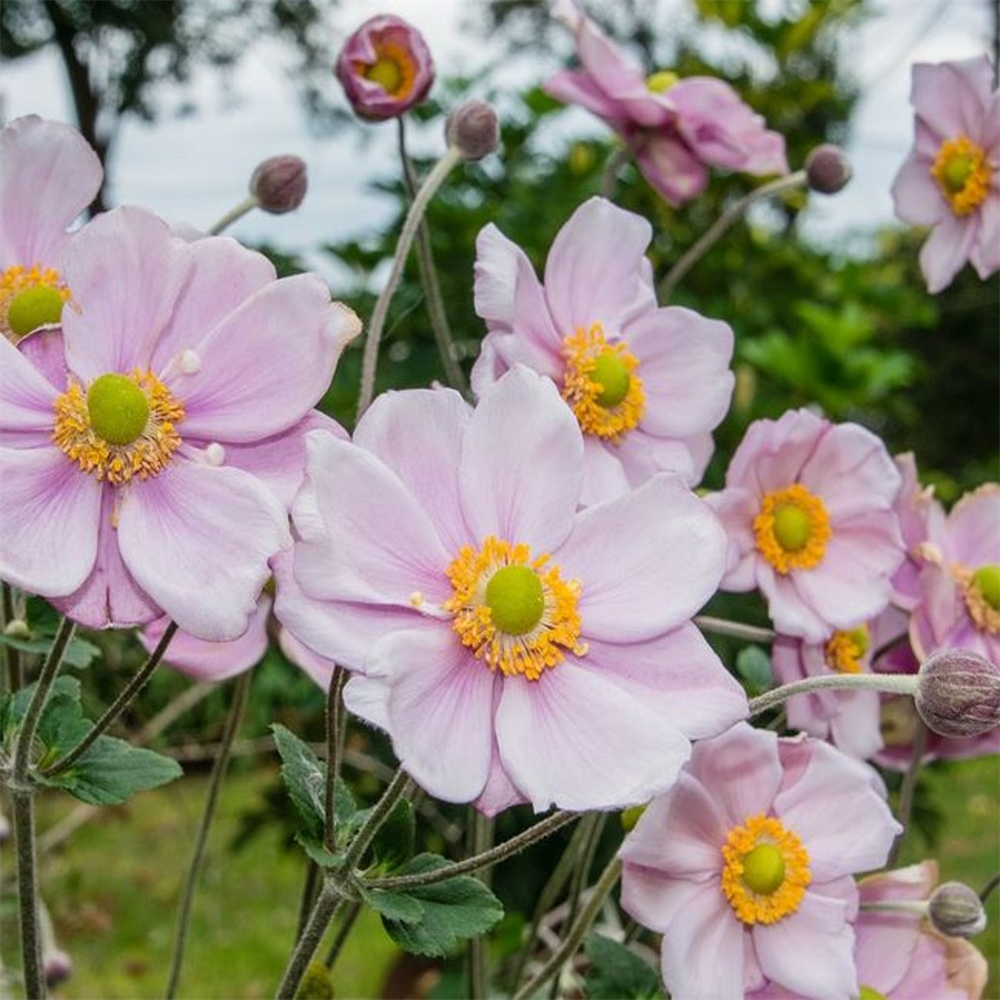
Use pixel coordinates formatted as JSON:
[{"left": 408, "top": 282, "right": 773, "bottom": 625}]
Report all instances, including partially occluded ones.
[{"left": 583, "top": 933, "right": 663, "bottom": 1000}]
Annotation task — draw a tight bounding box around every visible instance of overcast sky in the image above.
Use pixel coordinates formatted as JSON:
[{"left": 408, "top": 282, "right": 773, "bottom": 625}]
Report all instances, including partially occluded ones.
[{"left": 0, "top": 0, "right": 992, "bottom": 281}]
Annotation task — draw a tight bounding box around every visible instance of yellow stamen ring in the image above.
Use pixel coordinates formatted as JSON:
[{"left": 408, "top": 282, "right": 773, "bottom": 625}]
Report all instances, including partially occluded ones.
[
  {"left": 753, "top": 484, "right": 831, "bottom": 575},
  {"left": 356, "top": 38, "right": 418, "bottom": 99},
  {"left": 721, "top": 814, "right": 811, "bottom": 925},
  {"left": 823, "top": 625, "right": 870, "bottom": 674},
  {"left": 931, "top": 135, "right": 992, "bottom": 216},
  {"left": 561, "top": 322, "right": 645, "bottom": 443},
  {"left": 443, "top": 535, "right": 587, "bottom": 680},
  {"left": 1, "top": 264, "right": 72, "bottom": 342},
  {"left": 53, "top": 369, "right": 185, "bottom": 485},
  {"left": 955, "top": 563, "right": 1000, "bottom": 636}
]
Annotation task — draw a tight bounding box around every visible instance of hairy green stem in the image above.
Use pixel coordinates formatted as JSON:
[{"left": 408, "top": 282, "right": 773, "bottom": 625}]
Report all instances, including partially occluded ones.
[
  {"left": 859, "top": 899, "right": 930, "bottom": 916},
  {"left": 275, "top": 880, "right": 343, "bottom": 999},
  {"left": 694, "top": 615, "right": 775, "bottom": 644},
  {"left": 324, "top": 899, "right": 363, "bottom": 971},
  {"left": 343, "top": 767, "right": 412, "bottom": 871},
  {"left": 207, "top": 194, "right": 259, "bottom": 235},
  {"left": 165, "top": 671, "right": 251, "bottom": 998},
  {"left": 749, "top": 672, "right": 918, "bottom": 717},
  {"left": 323, "top": 665, "right": 348, "bottom": 853}
]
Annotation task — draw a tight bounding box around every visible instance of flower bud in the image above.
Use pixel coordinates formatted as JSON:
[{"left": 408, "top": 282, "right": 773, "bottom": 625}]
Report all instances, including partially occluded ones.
[
  {"left": 250, "top": 156, "right": 307, "bottom": 214},
  {"left": 928, "top": 881, "right": 988, "bottom": 938},
  {"left": 915, "top": 648, "right": 1000, "bottom": 738},
  {"left": 805, "top": 144, "right": 852, "bottom": 194},
  {"left": 4, "top": 617, "right": 30, "bottom": 639},
  {"left": 43, "top": 948, "right": 73, "bottom": 988},
  {"left": 335, "top": 14, "right": 434, "bottom": 122},
  {"left": 446, "top": 100, "right": 500, "bottom": 161}
]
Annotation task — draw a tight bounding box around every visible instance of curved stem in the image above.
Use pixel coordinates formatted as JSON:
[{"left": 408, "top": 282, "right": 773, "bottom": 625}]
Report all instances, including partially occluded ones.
[
  {"left": 859, "top": 899, "right": 930, "bottom": 916},
  {"left": 888, "top": 719, "right": 927, "bottom": 867},
  {"left": 165, "top": 671, "right": 251, "bottom": 998},
  {"left": 694, "top": 615, "right": 775, "bottom": 644},
  {"left": 601, "top": 146, "right": 631, "bottom": 200},
  {"left": 356, "top": 144, "right": 463, "bottom": 419},
  {"left": 275, "top": 880, "right": 343, "bottom": 999},
  {"left": 658, "top": 170, "right": 807, "bottom": 300},
  {"left": 397, "top": 118, "right": 468, "bottom": 395},
  {"left": 749, "top": 672, "right": 918, "bottom": 717},
  {"left": 343, "top": 767, "right": 412, "bottom": 871},
  {"left": 979, "top": 871, "right": 1000, "bottom": 903},
  {"left": 2, "top": 581, "right": 24, "bottom": 692},
  {"left": 513, "top": 858, "right": 622, "bottom": 1000},
  {"left": 43, "top": 622, "right": 178, "bottom": 777},
  {"left": 366, "top": 809, "right": 578, "bottom": 890},
  {"left": 207, "top": 195, "right": 259, "bottom": 235}
]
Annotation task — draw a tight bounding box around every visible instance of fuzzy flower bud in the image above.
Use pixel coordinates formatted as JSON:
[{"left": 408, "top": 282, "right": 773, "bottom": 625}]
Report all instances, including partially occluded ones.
[
  {"left": 805, "top": 144, "right": 852, "bottom": 194},
  {"left": 915, "top": 648, "right": 1000, "bottom": 738},
  {"left": 445, "top": 100, "right": 500, "bottom": 161},
  {"left": 250, "top": 156, "right": 307, "bottom": 214},
  {"left": 44, "top": 948, "right": 73, "bottom": 988},
  {"left": 928, "top": 881, "right": 988, "bottom": 938}
]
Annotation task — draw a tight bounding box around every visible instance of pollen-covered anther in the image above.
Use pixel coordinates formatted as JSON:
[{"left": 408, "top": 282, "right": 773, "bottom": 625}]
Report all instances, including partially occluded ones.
[
  {"left": 721, "top": 814, "right": 811, "bottom": 925},
  {"left": 53, "top": 368, "right": 184, "bottom": 485},
  {"left": 444, "top": 535, "right": 586, "bottom": 680},
  {"left": 931, "top": 135, "right": 992, "bottom": 216},
  {"left": 955, "top": 563, "right": 1000, "bottom": 635},
  {"left": 1, "top": 264, "right": 72, "bottom": 342},
  {"left": 561, "top": 322, "right": 645, "bottom": 443},
  {"left": 753, "top": 483, "right": 831, "bottom": 575},
  {"left": 204, "top": 442, "right": 226, "bottom": 466}
]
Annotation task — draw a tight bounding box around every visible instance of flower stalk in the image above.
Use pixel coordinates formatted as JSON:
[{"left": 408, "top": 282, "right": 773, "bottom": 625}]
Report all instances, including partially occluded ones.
[
  {"left": 695, "top": 615, "right": 775, "bottom": 644},
  {"left": 207, "top": 195, "right": 260, "bottom": 235},
  {"left": 748, "top": 671, "right": 918, "bottom": 717}
]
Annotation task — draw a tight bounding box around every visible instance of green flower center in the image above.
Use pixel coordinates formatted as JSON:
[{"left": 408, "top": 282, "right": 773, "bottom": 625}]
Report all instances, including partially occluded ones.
[
  {"left": 941, "top": 154, "right": 975, "bottom": 194},
  {"left": 7, "top": 285, "right": 65, "bottom": 338},
  {"left": 972, "top": 564, "right": 1000, "bottom": 612},
  {"left": 646, "top": 70, "right": 679, "bottom": 93},
  {"left": 591, "top": 350, "right": 632, "bottom": 408},
  {"left": 859, "top": 987, "right": 888, "bottom": 1000},
  {"left": 485, "top": 565, "right": 545, "bottom": 636},
  {"left": 773, "top": 504, "right": 812, "bottom": 552},
  {"left": 741, "top": 843, "right": 786, "bottom": 896},
  {"left": 87, "top": 373, "right": 150, "bottom": 446},
  {"left": 366, "top": 56, "right": 403, "bottom": 95},
  {"left": 846, "top": 625, "right": 870, "bottom": 656}
]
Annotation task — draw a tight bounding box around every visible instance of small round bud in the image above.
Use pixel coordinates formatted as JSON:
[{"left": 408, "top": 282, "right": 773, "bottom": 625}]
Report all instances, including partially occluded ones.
[
  {"left": 915, "top": 648, "right": 1000, "bottom": 738},
  {"left": 928, "top": 882, "right": 987, "bottom": 938},
  {"left": 805, "top": 144, "right": 852, "bottom": 194},
  {"left": 4, "top": 618, "right": 31, "bottom": 639},
  {"left": 43, "top": 948, "right": 73, "bottom": 987},
  {"left": 445, "top": 100, "right": 500, "bottom": 161},
  {"left": 250, "top": 155, "right": 307, "bottom": 214}
]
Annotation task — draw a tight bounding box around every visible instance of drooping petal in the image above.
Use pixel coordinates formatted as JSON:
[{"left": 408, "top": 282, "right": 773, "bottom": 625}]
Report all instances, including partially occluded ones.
[
  {"left": 117, "top": 460, "right": 290, "bottom": 641},
  {"left": 0, "top": 334, "right": 59, "bottom": 447},
  {"left": 342, "top": 673, "right": 391, "bottom": 731},
  {"left": 279, "top": 622, "right": 339, "bottom": 692},
  {"left": 475, "top": 735, "right": 527, "bottom": 817}
]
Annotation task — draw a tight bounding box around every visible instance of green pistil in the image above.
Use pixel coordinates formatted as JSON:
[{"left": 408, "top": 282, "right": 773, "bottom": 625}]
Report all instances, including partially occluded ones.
[
  {"left": 847, "top": 624, "right": 870, "bottom": 656},
  {"left": 858, "top": 986, "right": 888, "bottom": 1000},
  {"left": 972, "top": 564, "right": 1000, "bottom": 611},
  {"left": 941, "top": 154, "right": 974, "bottom": 193},
  {"left": 646, "top": 70, "right": 679, "bottom": 94},
  {"left": 87, "top": 374, "right": 149, "bottom": 446},
  {"left": 741, "top": 843, "right": 785, "bottom": 896},
  {"left": 773, "top": 504, "right": 811, "bottom": 552},
  {"left": 485, "top": 565, "right": 544, "bottom": 636},
  {"left": 591, "top": 350, "right": 631, "bottom": 408},
  {"left": 366, "top": 57, "right": 403, "bottom": 94},
  {"left": 8, "top": 285, "right": 64, "bottom": 338}
]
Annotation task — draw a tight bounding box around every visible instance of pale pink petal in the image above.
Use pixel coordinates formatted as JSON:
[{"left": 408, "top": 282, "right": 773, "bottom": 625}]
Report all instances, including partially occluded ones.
[
  {"left": 827, "top": 689, "right": 884, "bottom": 760},
  {"left": 889, "top": 930, "right": 988, "bottom": 1000},
  {"left": 17, "top": 327, "right": 68, "bottom": 391},
  {"left": 279, "top": 622, "right": 339, "bottom": 692},
  {"left": 61, "top": 207, "right": 193, "bottom": 379},
  {"left": 543, "top": 198, "right": 656, "bottom": 336},
  {"left": 558, "top": 475, "right": 726, "bottom": 641},
  {"left": 375, "top": 628, "right": 498, "bottom": 804},
  {"left": 543, "top": 69, "right": 629, "bottom": 125},
  {"left": 353, "top": 387, "right": 472, "bottom": 556},
  {"left": 0, "top": 446, "right": 102, "bottom": 597},
  {"left": 474, "top": 736, "right": 527, "bottom": 817},
  {"left": 970, "top": 191, "right": 1000, "bottom": 278},
  {"left": 117, "top": 461, "right": 290, "bottom": 641},
  {"left": 620, "top": 864, "right": 708, "bottom": 935},
  {"left": 291, "top": 432, "right": 452, "bottom": 606},
  {"left": 633, "top": 133, "right": 709, "bottom": 207},
  {"left": 460, "top": 367, "right": 582, "bottom": 555},
  {"left": 946, "top": 484, "right": 1000, "bottom": 566},
  {"left": 707, "top": 486, "right": 760, "bottom": 591},
  {"left": 615, "top": 430, "right": 699, "bottom": 487},
  {"left": 495, "top": 662, "right": 691, "bottom": 811},
  {"left": 343, "top": 673, "right": 391, "bottom": 731},
  {"left": 891, "top": 154, "right": 948, "bottom": 226},
  {"left": 0, "top": 334, "right": 59, "bottom": 446},
  {"left": 911, "top": 57, "right": 994, "bottom": 139},
  {"left": 919, "top": 213, "right": 976, "bottom": 294},
  {"left": 578, "top": 435, "right": 632, "bottom": 506}
]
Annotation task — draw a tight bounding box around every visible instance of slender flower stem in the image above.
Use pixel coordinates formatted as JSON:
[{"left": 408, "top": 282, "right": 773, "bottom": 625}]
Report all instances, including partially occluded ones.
[
  {"left": 324, "top": 898, "right": 363, "bottom": 971},
  {"left": 979, "top": 872, "right": 1000, "bottom": 903},
  {"left": 513, "top": 858, "right": 622, "bottom": 1000},
  {"left": 296, "top": 862, "right": 322, "bottom": 944},
  {"left": 356, "top": 144, "right": 464, "bottom": 419},
  {"left": 658, "top": 170, "right": 807, "bottom": 300},
  {"left": 601, "top": 146, "right": 632, "bottom": 200},
  {"left": 165, "top": 671, "right": 251, "bottom": 999},
  {"left": 10, "top": 615, "right": 75, "bottom": 1000},
  {"left": 859, "top": 899, "right": 930, "bottom": 916},
  {"left": 275, "top": 879, "right": 343, "bottom": 999},
  {"left": 207, "top": 195, "right": 259, "bottom": 235},
  {"left": 366, "top": 809, "right": 578, "bottom": 890},
  {"left": 469, "top": 809, "right": 494, "bottom": 1000},
  {"left": 749, "top": 672, "right": 918, "bottom": 717},
  {"left": 2, "top": 581, "right": 24, "bottom": 692},
  {"left": 397, "top": 118, "right": 468, "bottom": 395},
  {"left": 43, "top": 622, "right": 178, "bottom": 777},
  {"left": 343, "top": 767, "right": 412, "bottom": 872},
  {"left": 694, "top": 615, "right": 775, "bottom": 644},
  {"left": 323, "top": 666, "right": 348, "bottom": 853},
  {"left": 888, "top": 719, "right": 927, "bottom": 867}
]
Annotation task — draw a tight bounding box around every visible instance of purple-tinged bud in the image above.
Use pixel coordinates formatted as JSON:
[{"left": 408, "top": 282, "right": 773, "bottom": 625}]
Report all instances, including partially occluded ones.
[
  {"left": 445, "top": 100, "right": 500, "bottom": 161},
  {"left": 335, "top": 15, "right": 435, "bottom": 122},
  {"left": 44, "top": 948, "right": 73, "bottom": 988},
  {"left": 928, "top": 882, "right": 987, "bottom": 938},
  {"left": 915, "top": 648, "right": 1000, "bottom": 738},
  {"left": 805, "top": 144, "right": 852, "bottom": 194},
  {"left": 250, "top": 156, "right": 307, "bottom": 214}
]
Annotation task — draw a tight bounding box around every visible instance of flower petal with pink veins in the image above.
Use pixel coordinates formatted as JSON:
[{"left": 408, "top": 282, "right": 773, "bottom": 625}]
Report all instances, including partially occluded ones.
[
  {"left": 0, "top": 445, "right": 102, "bottom": 596},
  {"left": 343, "top": 673, "right": 391, "bottom": 731},
  {"left": 495, "top": 663, "right": 691, "bottom": 812},
  {"left": 279, "top": 627, "right": 338, "bottom": 692},
  {"left": 558, "top": 475, "right": 726, "bottom": 641},
  {"left": 475, "top": 735, "right": 527, "bottom": 817},
  {"left": 117, "top": 460, "right": 289, "bottom": 641}
]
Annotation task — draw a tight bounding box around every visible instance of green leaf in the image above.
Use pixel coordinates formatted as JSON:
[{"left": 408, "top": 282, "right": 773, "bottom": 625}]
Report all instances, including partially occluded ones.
[
  {"left": 359, "top": 885, "right": 423, "bottom": 924},
  {"left": 369, "top": 797, "right": 415, "bottom": 871},
  {"left": 583, "top": 933, "right": 663, "bottom": 1000},
  {"left": 272, "top": 723, "right": 327, "bottom": 840},
  {"left": 735, "top": 645, "right": 773, "bottom": 696},
  {"left": 0, "top": 633, "right": 102, "bottom": 669},
  {"left": 376, "top": 854, "right": 504, "bottom": 958}
]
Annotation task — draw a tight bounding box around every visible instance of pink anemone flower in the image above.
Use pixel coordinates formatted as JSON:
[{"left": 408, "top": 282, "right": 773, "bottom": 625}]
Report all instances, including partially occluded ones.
[
  {"left": 619, "top": 723, "right": 901, "bottom": 1000},
  {"left": 472, "top": 197, "right": 734, "bottom": 505},
  {"left": 335, "top": 14, "right": 435, "bottom": 122},
  {"left": 544, "top": 0, "right": 787, "bottom": 205},
  {"left": 274, "top": 366, "right": 747, "bottom": 814},
  {"left": 0, "top": 206, "right": 359, "bottom": 640},
  {"left": 1, "top": 115, "right": 102, "bottom": 346},
  {"left": 708, "top": 408, "right": 904, "bottom": 643},
  {"left": 891, "top": 55, "right": 1000, "bottom": 294}
]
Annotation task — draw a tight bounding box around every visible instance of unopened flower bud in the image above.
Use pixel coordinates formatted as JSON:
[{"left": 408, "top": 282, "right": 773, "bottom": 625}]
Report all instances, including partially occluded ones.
[
  {"left": 915, "top": 648, "right": 1000, "bottom": 738},
  {"left": 44, "top": 948, "right": 73, "bottom": 988},
  {"left": 4, "top": 617, "right": 30, "bottom": 639},
  {"left": 805, "top": 144, "right": 852, "bottom": 194},
  {"left": 446, "top": 100, "right": 500, "bottom": 161},
  {"left": 928, "top": 882, "right": 988, "bottom": 938},
  {"left": 250, "top": 156, "right": 307, "bottom": 214}
]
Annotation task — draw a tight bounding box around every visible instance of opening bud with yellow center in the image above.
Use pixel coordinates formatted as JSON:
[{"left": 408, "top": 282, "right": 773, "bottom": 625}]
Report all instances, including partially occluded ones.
[
  {"left": 753, "top": 483, "right": 831, "bottom": 575},
  {"left": 87, "top": 373, "right": 150, "bottom": 446},
  {"left": 8, "top": 285, "right": 65, "bottom": 338},
  {"left": 485, "top": 564, "right": 545, "bottom": 636},
  {"left": 646, "top": 70, "right": 679, "bottom": 93},
  {"left": 928, "top": 881, "right": 988, "bottom": 939},
  {"left": 915, "top": 648, "right": 1000, "bottom": 739}
]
